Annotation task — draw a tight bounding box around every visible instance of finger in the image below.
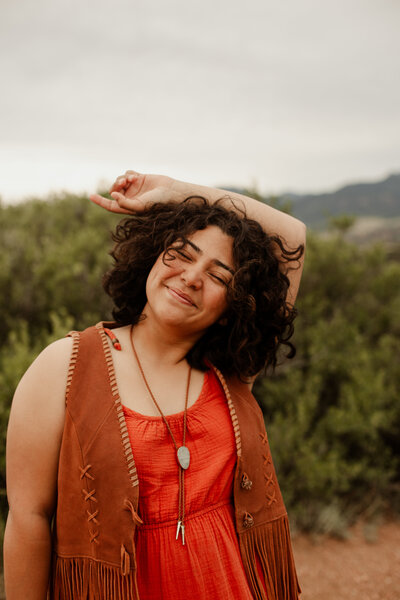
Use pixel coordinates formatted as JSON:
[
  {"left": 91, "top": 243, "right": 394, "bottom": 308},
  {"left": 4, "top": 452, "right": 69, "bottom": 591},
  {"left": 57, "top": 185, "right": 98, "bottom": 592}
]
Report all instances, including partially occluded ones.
[
  {"left": 124, "top": 170, "right": 140, "bottom": 182},
  {"left": 89, "top": 193, "right": 132, "bottom": 214},
  {"left": 110, "top": 172, "right": 141, "bottom": 193},
  {"left": 111, "top": 191, "right": 145, "bottom": 212},
  {"left": 110, "top": 176, "right": 127, "bottom": 194}
]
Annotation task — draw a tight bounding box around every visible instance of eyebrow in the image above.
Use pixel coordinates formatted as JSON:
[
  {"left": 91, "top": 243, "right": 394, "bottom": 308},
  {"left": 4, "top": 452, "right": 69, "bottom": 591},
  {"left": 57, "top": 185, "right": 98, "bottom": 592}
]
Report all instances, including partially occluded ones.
[{"left": 184, "top": 239, "right": 235, "bottom": 275}]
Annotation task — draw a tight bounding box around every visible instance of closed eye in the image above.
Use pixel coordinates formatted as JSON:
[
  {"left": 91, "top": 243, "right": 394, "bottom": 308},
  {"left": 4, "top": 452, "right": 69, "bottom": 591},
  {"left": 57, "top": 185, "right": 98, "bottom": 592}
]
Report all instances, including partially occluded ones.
[
  {"left": 169, "top": 245, "right": 231, "bottom": 285},
  {"left": 176, "top": 250, "right": 192, "bottom": 261},
  {"left": 209, "top": 272, "right": 228, "bottom": 285}
]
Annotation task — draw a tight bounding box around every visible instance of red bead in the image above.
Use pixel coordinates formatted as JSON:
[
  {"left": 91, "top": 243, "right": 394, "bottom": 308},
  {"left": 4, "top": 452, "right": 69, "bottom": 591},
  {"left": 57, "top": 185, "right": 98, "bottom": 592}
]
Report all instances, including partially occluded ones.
[{"left": 104, "top": 327, "right": 122, "bottom": 351}]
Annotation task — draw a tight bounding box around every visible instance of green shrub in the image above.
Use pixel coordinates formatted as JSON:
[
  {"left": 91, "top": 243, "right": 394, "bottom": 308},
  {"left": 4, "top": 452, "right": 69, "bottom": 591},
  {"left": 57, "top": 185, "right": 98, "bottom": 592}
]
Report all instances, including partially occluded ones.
[
  {"left": 1, "top": 196, "right": 399, "bottom": 538},
  {"left": 254, "top": 233, "right": 400, "bottom": 534}
]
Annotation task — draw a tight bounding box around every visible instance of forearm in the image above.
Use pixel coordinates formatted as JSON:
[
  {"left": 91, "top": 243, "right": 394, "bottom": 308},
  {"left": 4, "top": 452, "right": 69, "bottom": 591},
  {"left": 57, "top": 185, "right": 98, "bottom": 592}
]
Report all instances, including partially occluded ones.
[
  {"left": 98, "top": 170, "right": 305, "bottom": 247},
  {"left": 4, "top": 510, "right": 53, "bottom": 599},
  {"left": 170, "top": 178, "right": 306, "bottom": 248},
  {"left": 99, "top": 170, "right": 307, "bottom": 304}
]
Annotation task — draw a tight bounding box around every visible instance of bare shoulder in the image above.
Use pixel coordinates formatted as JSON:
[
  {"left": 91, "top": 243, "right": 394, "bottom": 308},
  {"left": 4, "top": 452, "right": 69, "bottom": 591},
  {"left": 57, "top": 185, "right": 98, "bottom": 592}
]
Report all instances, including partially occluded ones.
[
  {"left": 29, "top": 335, "right": 73, "bottom": 372},
  {"left": 7, "top": 337, "right": 74, "bottom": 516},
  {"left": 9, "top": 335, "right": 74, "bottom": 435},
  {"left": 13, "top": 336, "right": 73, "bottom": 408}
]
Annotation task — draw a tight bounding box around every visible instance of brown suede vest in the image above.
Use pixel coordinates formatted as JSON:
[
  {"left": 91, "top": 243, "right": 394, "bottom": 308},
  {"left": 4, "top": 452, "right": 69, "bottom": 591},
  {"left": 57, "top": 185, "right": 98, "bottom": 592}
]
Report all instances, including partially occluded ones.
[{"left": 49, "top": 323, "right": 300, "bottom": 599}]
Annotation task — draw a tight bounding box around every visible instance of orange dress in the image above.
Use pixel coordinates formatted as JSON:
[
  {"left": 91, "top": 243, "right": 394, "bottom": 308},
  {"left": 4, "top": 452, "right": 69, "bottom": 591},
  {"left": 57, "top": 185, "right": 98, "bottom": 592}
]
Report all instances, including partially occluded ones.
[{"left": 123, "top": 369, "right": 254, "bottom": 600}]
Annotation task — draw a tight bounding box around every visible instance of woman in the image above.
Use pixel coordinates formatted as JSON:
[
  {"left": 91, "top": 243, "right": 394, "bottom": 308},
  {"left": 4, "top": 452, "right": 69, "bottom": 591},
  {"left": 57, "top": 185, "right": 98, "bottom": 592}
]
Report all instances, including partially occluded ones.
[{"left": 4, "top": 170, "right": 306, "bottom": 599}]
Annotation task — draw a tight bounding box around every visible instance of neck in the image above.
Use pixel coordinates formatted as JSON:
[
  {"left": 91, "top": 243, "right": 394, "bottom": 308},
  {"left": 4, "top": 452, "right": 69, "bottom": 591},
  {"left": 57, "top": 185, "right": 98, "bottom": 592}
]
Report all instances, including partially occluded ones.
[{"left": 131, "top": 310, "right": 200, "bottom": 367}]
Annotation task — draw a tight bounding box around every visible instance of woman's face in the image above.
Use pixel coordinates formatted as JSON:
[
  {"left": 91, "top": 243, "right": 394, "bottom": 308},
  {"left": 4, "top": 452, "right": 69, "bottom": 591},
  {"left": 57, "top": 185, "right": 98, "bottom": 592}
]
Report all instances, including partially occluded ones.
[{"left": 144, "top": 225, "right": 234, "bottom": 339}]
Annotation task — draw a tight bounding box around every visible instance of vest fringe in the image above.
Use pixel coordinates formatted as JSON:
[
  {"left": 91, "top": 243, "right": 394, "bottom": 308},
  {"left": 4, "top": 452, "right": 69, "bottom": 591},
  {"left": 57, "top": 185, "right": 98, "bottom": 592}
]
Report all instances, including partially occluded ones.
[
  {"left": 49, "top": 556, "right": 140, "bottom": 600},
  {"left": 239, "top": 514, "right": 301, "bottom": 600}
]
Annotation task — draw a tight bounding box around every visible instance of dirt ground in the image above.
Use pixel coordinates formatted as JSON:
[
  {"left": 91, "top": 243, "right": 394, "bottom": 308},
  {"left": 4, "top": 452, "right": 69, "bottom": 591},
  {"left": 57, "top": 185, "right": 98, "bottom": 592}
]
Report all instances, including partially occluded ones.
[
  {"left": 292, "top": 520, "right": 400, "bottom": 600},
  {"left": 1, "top": 520, "right": 399, "bottom": 598}
]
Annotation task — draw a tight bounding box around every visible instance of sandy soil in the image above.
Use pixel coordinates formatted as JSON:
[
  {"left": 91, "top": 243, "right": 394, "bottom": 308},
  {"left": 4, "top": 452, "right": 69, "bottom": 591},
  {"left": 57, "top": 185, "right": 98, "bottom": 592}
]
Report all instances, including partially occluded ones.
[{"left": 292, "top": 521, "right": 400, "bottom": 600}]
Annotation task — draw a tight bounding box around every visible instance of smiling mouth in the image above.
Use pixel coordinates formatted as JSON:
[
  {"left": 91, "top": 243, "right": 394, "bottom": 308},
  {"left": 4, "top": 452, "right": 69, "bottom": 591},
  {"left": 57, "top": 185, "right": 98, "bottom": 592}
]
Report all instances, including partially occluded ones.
[{"left": 167, "top": 287, "right": 197, "bottom": 307}]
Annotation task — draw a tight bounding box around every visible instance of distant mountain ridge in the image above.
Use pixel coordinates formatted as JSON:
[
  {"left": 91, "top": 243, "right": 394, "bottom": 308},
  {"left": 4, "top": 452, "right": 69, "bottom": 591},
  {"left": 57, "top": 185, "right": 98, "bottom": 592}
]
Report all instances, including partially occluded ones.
[{"left": 286, "top": 173, "right": 400, "bottom": 228}]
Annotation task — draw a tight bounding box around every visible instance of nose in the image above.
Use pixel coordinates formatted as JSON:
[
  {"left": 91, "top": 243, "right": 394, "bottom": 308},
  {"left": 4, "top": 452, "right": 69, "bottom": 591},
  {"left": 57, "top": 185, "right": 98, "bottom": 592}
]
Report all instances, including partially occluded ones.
[{"left": 180, "top": 263, "right": 203, "bottom": 289}]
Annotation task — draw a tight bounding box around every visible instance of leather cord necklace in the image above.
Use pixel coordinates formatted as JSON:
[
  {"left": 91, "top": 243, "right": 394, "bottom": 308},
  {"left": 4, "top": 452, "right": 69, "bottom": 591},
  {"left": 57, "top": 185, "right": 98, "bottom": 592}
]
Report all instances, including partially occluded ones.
[{"left": 130, "top": 326, "right": 191, "bottom": 545}]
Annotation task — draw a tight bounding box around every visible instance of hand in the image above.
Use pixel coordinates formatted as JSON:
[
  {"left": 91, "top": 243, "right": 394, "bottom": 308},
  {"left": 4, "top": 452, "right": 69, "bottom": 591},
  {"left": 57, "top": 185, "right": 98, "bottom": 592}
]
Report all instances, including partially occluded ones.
[{"left": 90, "top": 170, "right": 175, "bottom": 215}]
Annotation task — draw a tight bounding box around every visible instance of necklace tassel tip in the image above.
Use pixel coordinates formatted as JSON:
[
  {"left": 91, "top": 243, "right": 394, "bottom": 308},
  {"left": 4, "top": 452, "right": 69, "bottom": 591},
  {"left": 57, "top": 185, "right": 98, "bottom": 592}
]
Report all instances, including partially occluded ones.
[
  {"left": 176, "top": 520, "right": 182, "bottom": 541},
  {"left": 175, "top": 521, "right": 185, "bottom": 545}
]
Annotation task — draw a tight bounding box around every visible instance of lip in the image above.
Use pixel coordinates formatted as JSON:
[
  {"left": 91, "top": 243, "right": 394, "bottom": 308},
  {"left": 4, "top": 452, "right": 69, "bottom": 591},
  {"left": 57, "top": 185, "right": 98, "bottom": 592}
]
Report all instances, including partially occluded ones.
[{"left": 167, "top": 286, "right": 197, "bottom": 307}]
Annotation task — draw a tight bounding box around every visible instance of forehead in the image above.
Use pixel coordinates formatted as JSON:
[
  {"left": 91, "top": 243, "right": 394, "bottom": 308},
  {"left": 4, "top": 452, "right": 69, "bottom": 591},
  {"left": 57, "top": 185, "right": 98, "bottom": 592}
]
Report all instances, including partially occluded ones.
[{"left": 184, "top": 226, "right": 234, "bottom": 267}]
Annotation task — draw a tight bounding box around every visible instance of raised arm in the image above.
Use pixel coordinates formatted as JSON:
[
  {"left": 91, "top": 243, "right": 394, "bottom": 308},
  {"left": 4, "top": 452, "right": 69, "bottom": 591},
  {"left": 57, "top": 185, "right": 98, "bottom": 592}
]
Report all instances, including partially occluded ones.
[
  {"left": 3, "top": 338, "right": 72, "bottom": 600},
  {"left": 90, "top": 170, "right": 306, "bottom": 304},
  {"left": 171, "top": 177, "right": 306, "bottom": 304}
]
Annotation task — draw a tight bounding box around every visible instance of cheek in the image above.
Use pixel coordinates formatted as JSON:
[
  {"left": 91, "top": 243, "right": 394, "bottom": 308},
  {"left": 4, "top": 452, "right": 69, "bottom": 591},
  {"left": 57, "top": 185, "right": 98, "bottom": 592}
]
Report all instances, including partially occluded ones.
[
  {"left": 147, "top": 258, "right": 175, "bottom": 285},
  {"left": 158, "top": 255, "right": 183, "bottom": 278},
  {"left": 145, "top": 259, "right": 181, "bottom": 303},
  {"left": 145, "top": 260, "right": 163, "bottom": 297},
  {"left": 206, "top": 287, "right": 229, "bottom": 315}
]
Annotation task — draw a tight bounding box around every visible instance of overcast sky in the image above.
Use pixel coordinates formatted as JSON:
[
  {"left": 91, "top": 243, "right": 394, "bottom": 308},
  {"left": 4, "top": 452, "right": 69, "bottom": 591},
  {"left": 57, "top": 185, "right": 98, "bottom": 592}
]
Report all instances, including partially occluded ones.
[{"left": 1, "top": 0, "right": 399, "bottom": 202}]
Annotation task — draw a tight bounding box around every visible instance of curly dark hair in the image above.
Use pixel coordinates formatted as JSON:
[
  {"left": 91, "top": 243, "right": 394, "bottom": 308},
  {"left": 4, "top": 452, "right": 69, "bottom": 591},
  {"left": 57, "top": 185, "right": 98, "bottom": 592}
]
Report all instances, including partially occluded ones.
[{"left": 103, "top": 197, "right": 304, "bottom": 379}]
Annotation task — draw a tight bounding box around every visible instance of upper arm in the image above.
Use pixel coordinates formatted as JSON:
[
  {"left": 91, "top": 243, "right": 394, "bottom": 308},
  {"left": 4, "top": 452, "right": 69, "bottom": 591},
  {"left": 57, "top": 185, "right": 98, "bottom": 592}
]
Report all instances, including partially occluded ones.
[
  {"left": 6, "top": 337, "right": 73, "bottom": 519},
  {"left": 281, "top": 220, "right": 307, "bottom": 307}
]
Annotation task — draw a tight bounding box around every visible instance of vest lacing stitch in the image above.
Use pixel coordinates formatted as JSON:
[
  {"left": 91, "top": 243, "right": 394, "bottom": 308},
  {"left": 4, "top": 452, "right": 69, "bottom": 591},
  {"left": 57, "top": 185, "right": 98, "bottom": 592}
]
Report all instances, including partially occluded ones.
[
  {"left": 65, "top": 331, "right": 79, "bottom": 402},
  {"left": 86, "top": 508, "right": 99, "bottom": 524},
  {"left": 124, "top": 498, "right": 143, "bottom": 527},
  {"left": 97, "top": 324, "right": 139, "bottom": 488},
  {"left": 82, "top": 489, "right": 97, "bottom": 502},
  {"left": 80, "top": 464, "right": 100, "bottom": 544},
  {"left": 208, "top": 365, "right": 242, "bottom": 458},
  {"left": 259, "top": 432, "right": 277, "bottom": 507},
  {"left": 79, "top": 464, "right": 94, "bottom": 481}
]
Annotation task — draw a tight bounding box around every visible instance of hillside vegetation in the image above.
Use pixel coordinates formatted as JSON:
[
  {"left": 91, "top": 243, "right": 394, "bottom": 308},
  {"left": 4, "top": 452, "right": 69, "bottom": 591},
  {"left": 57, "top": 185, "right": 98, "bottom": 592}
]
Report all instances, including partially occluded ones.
[
  {"left": 286, "top": 172, "right": 400, "bottom": 228},
  {"left": 1, "top": 193, "right": 399, "bottom": 544}
]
